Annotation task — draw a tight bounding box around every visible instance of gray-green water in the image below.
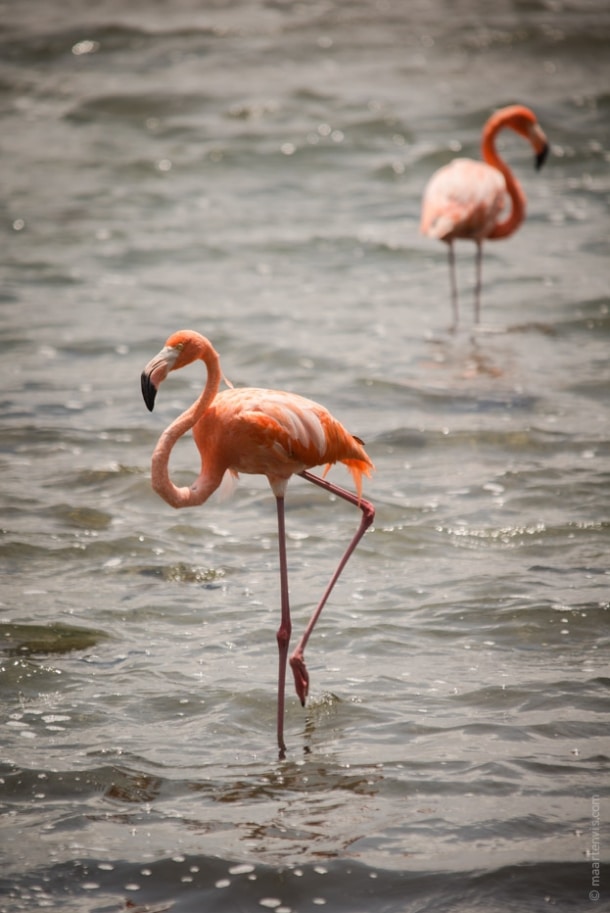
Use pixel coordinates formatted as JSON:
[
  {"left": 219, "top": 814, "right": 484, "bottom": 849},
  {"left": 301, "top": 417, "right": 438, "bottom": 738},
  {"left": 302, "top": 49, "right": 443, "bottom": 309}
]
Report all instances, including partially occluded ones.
[{"left": 1, "top": 1, "right": 609, "bottom": 910}]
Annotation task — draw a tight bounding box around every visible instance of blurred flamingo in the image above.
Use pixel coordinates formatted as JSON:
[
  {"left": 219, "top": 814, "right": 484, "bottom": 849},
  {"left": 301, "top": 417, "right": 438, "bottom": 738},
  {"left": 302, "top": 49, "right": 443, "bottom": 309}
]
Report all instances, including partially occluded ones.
[
  {"left": 420, "top": 104, "right": 549, "bottom": 328},
  {"left": 141, "top": 329, "right": 374, "bottom": 756}
]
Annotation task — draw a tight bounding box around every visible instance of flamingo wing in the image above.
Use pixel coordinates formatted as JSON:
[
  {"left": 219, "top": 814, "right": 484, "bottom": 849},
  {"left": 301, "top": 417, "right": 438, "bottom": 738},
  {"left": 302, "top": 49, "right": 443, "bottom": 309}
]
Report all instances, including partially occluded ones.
[
  {"left": 194, "top": 387, "right": 371, "bottom": 496},
  {"left": 232, "top": 389, "right": 329, "bottom": 467},
  {"left": 420, "top": 158, "right": 507, "bottom": 242}
]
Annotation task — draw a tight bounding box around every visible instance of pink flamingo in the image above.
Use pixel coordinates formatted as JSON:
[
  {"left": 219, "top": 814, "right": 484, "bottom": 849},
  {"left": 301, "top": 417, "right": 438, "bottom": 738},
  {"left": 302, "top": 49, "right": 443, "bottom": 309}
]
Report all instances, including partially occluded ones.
[
  {"left": 420, "top": 104, "right": 549, "bottom": 328},
  {"left": 141, "top": 330, "right": 374, "bottom": 755}
]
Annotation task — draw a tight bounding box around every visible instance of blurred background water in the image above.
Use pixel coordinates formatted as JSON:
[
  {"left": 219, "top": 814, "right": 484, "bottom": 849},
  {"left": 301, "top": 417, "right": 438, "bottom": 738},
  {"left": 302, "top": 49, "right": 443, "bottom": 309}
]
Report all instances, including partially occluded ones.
[{"left": 1, "top": 1, "right": 609, "bottom": 911}]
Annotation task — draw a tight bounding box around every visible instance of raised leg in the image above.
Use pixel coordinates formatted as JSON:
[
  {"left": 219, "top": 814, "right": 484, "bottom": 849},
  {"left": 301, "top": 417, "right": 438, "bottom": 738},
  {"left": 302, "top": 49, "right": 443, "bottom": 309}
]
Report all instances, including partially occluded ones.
[
  {"left": 447, "top": 241, "right": 459, "bottom": 331},
  {"left": 289, "top": 470, "right": 375, "bottom": 706},
  {"left": 473, "top": 241, "right": 483, "bottom": 325},
  {"left": 275, "top": 494, "right": 291, "bottom": 758}
]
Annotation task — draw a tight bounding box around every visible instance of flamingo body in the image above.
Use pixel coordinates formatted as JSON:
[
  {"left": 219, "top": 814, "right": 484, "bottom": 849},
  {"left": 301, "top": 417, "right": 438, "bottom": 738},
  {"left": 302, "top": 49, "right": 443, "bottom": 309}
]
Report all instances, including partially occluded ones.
[
  {"left": 190, "top": 386, "right": 370, "bottom": 501},
  {"left": 420, "top": 158, "right": 507, "bottom": 243},
  {"left": 141, "top": 330, "right": 374, "bottom": 755},
  {"left": 420, "top": 104, "right": 549, "bottom": 327}
]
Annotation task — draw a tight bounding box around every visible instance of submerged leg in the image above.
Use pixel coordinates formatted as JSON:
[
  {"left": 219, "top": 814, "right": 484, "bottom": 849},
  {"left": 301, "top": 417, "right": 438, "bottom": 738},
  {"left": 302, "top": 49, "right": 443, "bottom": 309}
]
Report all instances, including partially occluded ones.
[
  {"left": 473, "top": 241, "right": 483, "bottom": 325},
  {"left": 289, "top": 470, "right": 375, "bottom": 705},
  {"left": 275, "top": 494, "right": 291, "bottom": 758},
  {"left": 447, "top": 241, "right": 459, "bottom": 331}
]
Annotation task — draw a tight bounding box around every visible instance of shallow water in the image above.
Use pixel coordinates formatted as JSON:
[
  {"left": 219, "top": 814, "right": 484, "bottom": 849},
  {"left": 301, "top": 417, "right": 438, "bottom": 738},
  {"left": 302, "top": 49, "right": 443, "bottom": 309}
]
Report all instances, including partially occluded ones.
[{"left": 1, "top": 0, "right": 609, "bottom": 911}]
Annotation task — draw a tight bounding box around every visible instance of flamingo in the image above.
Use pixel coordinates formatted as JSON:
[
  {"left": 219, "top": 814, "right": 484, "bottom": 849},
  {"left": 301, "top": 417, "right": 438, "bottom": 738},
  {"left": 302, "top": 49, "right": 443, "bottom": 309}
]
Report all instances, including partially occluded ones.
[
  {"left": 420, "top": 104, "right": 549, "bottom": 328},
  {"left": 141, "top": 329, "right": 375, "bottom": 755}
]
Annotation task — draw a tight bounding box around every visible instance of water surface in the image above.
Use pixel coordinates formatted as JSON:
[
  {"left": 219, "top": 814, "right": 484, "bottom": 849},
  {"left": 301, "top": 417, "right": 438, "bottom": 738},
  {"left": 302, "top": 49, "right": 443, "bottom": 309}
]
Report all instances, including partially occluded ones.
[{"left": 1, "top": 1, "right": 609, "bottom": 911}]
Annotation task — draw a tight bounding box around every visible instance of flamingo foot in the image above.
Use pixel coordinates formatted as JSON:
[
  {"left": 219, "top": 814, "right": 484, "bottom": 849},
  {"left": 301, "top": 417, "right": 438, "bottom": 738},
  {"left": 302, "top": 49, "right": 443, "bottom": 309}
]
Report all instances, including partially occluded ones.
[{"left": 290, "top": 653, "right": 309, "bottom": 706}]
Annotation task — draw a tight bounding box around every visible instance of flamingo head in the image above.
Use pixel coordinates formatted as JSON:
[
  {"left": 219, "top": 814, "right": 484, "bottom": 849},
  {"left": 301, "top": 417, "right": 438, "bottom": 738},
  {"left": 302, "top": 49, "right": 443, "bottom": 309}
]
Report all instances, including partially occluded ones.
[
  {"left": 141, "top": 330, "right": 213, "bottom": 411},
  {"left": 505, "top": 106, "right": 549, "bottom": 171},
  {"left": 488, "top": 105, "right": 549, "bottom": 172}
]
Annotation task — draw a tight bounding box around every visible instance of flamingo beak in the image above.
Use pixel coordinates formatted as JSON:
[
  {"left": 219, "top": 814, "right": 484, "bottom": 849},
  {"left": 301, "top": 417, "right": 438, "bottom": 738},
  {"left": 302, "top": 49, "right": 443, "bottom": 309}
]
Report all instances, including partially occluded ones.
[
  {"left": 141, "top": 369, "right": 158, "bottom": 412},
  {"left": 141, "top": 345, "right": 180, "bottom": 412},
  {"left": 535, "top": 143, "right": 549, "bottom": 171}
]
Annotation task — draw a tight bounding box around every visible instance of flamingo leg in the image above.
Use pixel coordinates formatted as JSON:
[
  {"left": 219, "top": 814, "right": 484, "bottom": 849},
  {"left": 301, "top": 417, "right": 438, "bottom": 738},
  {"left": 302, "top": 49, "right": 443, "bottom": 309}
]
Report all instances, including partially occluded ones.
[
  {"left": 289, "top": 470, "right": 375, "bottom": 706},
  {"left": 275, "top": 494, "right": 291, "bottom": 758},
  {"left": 474, "top": 241, "right": 483, "bottom": 325},
  {"left": 447, "top": 240, "right": 459, "bottom": 331}
]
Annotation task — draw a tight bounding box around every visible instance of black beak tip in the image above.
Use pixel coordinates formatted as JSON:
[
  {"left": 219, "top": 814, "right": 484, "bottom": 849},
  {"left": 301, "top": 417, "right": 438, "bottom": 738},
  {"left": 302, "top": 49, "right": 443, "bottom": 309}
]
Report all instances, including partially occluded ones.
[
  {"left": 535, "top": 143, "right": 549, "bottom": 171},
  {"left": 141, "top": 371, "right": 157, "bottom": 412}
]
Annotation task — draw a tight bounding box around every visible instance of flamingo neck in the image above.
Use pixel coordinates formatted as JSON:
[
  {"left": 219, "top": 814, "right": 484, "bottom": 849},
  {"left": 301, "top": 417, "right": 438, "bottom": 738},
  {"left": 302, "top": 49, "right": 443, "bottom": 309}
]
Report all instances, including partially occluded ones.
[
  {"left": 482, "top": 115, "right": 526, "bottom": 240},
  {"left": 152, "top": 340, "right": 222, "bottom": 508}
]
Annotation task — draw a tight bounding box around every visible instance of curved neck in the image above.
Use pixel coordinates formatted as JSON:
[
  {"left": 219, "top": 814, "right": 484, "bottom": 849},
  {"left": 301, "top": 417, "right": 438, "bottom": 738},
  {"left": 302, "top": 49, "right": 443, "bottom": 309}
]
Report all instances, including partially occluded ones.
[
  {"left": 482, "top": 116, "right": 526, "bottom": 240},
  {"left": 152, "top": 339, "right": 222, "bottom": 508}
]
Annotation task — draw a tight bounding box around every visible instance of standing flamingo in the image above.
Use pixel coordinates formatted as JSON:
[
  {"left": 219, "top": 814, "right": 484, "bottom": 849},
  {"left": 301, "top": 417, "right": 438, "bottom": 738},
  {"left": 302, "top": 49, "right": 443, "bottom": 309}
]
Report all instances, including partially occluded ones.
[
  {"left": 141, "top": 330, "right": 374, "bottom": 756},
  {"left": 420, "top": 104, "right": 549, "bottom": 328}
]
